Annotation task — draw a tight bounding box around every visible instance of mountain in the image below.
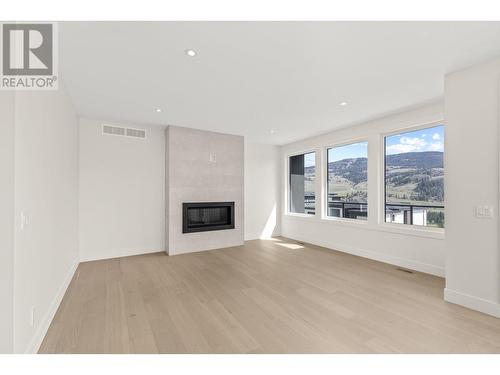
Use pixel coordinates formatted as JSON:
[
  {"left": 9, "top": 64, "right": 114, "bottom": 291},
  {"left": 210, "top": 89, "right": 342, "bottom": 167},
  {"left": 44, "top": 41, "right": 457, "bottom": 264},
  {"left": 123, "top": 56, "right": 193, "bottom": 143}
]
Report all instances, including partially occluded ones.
[
  {"left": 328, "top": 157, "right": 367, "bottom": 184},
  {"left": 385, "top": 151, "right": 443, "bottom": 169},
  {"left": 322, "top": 151, "right": 444, "bottom": 204},
  {"left": 385, "top": 151, "right": 443, "bottom": 203}
]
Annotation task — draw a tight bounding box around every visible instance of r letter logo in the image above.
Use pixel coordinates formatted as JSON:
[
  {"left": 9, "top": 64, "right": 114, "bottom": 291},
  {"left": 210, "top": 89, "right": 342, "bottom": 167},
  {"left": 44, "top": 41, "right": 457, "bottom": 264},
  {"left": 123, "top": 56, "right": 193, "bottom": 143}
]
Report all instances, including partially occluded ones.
[{"left": 1, "top": 23, "right": 58, "bottom": 90}]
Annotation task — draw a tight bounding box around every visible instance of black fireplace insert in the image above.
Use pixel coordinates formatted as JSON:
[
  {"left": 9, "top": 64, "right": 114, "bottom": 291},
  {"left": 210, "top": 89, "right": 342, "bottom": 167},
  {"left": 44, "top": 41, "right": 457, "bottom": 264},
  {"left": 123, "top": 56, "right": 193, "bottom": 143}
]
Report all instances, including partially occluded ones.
[{"left": 182, "top": 202, "right": 235, "bottom": 233}]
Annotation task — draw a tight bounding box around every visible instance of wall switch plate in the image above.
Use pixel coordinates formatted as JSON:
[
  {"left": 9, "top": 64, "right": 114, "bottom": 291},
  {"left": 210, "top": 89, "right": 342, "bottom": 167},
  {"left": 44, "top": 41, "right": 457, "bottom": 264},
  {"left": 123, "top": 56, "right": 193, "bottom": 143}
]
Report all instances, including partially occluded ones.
[
  {"left": 20, "top": 211, "right": 30, "bottom": 230},
  {"left": 475, "top": 206, "right": 494, "bottom": 219},
  {"left": 30, "top": 306, "right": 35, "bottom": 327},
  {"left": 209, "top": 153, "right": 217, "bottom": 163}
]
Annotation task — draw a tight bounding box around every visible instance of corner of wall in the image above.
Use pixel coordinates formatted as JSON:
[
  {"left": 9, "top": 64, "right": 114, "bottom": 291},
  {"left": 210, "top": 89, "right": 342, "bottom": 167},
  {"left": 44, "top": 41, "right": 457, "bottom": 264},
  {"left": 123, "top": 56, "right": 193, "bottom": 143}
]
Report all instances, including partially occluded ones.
[
  {"left": 444, "top": 288, "right": 500, "bottom": 319},
  {"left": 25, "top": 258, "right": 78, "bottom": 354},
  {"left": 13, "top": 84, "right": 80, "bottom": 353}
]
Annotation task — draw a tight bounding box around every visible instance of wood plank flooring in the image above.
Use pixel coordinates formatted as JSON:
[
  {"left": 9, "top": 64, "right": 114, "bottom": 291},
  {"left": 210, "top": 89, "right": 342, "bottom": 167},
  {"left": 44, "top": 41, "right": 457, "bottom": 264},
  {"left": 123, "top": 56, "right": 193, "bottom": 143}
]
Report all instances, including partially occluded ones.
[{"left": 39, "top": 238, "right": 500, "bottom": 353}]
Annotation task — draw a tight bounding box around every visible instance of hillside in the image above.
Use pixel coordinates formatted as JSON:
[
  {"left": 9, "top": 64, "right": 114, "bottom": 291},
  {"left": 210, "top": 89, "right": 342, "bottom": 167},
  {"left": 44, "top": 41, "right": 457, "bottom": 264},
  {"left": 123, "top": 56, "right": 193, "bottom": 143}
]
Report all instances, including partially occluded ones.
[
  {"left": 318, "top": 151, "right": 444, "bottom": 205},
  {"left": 386, "top": 151, "right": 443, "bottom": 169}
]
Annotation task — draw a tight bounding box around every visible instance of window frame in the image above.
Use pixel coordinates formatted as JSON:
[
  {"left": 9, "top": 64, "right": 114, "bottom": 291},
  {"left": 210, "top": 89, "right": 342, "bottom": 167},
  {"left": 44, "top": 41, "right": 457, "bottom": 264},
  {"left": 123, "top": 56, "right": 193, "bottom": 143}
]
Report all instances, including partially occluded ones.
[
  {"left": 285, "top": 149, "right": 317, "bottom": 218},
  {"left": 380, "top": 120, "right": 445, "bottom": 231},
  {"left": 323, "top": 138, "right": 369, "bottom": 223}
]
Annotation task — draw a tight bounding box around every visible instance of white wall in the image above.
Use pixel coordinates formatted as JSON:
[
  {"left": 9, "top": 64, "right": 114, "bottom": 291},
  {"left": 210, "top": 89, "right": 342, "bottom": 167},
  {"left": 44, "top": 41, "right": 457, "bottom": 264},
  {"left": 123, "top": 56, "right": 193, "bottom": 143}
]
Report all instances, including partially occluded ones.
[
  {"left": 166, "top": 126, "right": 244, "bottom": 255},
  {"left": 244, "top": 142, "right": 281, "bottom": 240},
  {"left": 80, "top": 123, "right": 280, "bottom": 258},
  {"left": 281, "top": 102, "right": 446, "bottom": 276},
  {"left": 444, "top": 57, "right": 500, "bottom": 317},
  {"left": 13, "top": 86, "right": 79, "bottom": 353},
  {"left": 78, "top": 118, "right": 166, "bottom": 261},
  {"left": 0, "top": 91, "right": 15, "bottom": 353}
]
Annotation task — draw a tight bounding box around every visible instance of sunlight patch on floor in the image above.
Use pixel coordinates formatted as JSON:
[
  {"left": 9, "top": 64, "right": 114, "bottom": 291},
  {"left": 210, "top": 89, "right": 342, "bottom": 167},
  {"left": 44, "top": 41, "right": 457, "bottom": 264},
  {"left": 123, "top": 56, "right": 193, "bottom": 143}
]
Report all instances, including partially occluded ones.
[{"left": 275, "top": 242, "right": 304, "bottom": 250}]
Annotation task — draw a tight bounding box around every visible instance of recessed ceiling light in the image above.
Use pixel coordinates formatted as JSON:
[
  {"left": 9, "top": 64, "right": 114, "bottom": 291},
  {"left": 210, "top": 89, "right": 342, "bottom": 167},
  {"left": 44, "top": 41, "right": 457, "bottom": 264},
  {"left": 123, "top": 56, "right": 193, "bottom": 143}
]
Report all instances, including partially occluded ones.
[
  {"left": 270, "top": 129, "right": 276, "bottom": 135},
  {"left": 339, "top": 101, "right": 348, "bottom": 107},
  {"left": 155, "top": 108, "right": 162, "bottom": 113},
  {"left": 185, "top": 49, "right": 197, "bottom": 57}
]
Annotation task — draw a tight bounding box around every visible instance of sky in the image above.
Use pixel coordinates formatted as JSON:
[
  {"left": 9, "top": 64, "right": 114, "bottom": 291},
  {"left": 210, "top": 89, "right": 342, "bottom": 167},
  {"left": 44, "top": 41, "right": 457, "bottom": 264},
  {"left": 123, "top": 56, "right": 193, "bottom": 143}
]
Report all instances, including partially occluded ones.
[
  {"left": 305, "top": 125, "right": 444, "bottom": 166},
  {"left": 385, "top": 125, "right": 444, "bottom": 155},
  {"left": 304, "top": 152, "right": 315, "bottom": 167},
  {"left": 328, "top": 142, "right": 368, "bottom": 162}
]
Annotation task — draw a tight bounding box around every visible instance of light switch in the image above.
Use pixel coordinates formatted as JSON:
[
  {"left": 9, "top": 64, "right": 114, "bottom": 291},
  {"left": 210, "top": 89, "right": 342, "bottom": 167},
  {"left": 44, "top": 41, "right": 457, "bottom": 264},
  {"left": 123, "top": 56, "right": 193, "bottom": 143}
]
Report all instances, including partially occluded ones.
[
  {"left": 209, "top": 153, "right": 217, "bottom": 163},
  {"left": 30, "top": 306, "right": 36, "bottom": 327},
  {"left": 20, "top": 211, "right": 30, "bottom": 230},
  {"left": 475, "top": 206, "right": 494, "bottom": 219}
]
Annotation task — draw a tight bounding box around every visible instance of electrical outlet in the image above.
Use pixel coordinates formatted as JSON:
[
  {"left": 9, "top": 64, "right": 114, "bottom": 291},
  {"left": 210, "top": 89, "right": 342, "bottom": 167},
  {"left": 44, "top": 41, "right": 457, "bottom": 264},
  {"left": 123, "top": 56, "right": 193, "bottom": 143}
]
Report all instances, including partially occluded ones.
[{"left": 30, "top": 306, "right": 35, "bottom": 328}]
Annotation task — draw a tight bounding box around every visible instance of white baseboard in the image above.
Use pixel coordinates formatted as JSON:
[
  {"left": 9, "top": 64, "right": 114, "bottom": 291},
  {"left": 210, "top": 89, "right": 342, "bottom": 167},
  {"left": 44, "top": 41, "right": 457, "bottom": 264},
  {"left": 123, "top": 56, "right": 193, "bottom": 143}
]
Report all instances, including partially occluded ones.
[
  {"left": 244, "top": 235, "right": 260, "bottom": 241},
  {"left": 168, "top": 241, "right": 245, "bottom": 256},
  {"left": 244, "top": 233, "right": 282, "bottom": 241},
  {"left": 444, "top": 288, "right": 500, "bottom": 318},
  {"left": 25, "top": 258, "right": 79, "bottom": 354},
  {"left": 282, "top": 233, "right": 445, "bottom": 277},
  {"left": 80, "top": 248, "right": 161, "bottom": 262}
]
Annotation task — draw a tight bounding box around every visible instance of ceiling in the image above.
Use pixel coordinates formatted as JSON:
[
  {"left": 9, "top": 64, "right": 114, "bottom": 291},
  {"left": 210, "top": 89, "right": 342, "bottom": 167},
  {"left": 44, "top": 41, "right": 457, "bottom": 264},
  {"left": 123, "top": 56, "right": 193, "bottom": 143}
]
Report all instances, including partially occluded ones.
[{"left": 59, "top": 22, "right": 500, "bottom": 145}]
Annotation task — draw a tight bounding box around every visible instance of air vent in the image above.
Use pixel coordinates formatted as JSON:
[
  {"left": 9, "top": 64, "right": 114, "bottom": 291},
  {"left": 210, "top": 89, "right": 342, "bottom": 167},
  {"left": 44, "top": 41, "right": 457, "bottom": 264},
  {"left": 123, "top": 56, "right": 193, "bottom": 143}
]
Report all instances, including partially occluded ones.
[
  {"left": 102, "top": 124, "right": 146, "bottom": 139},
  {"left": 102, "top": 124, "right": 125, "bottom": 136},
  {"left": 396, "top": 267, "right": 414, "bottom": 274},
  {"left": 126, "top": 128, "right": 146, "bottom": 139}
]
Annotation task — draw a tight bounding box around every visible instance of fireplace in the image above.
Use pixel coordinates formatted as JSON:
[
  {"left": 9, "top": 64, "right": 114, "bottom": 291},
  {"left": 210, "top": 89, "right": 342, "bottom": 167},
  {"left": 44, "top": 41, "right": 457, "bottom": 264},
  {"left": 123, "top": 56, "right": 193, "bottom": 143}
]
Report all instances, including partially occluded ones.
[{"left": 182, "top": 202, "right": 235, "bottom": 233}]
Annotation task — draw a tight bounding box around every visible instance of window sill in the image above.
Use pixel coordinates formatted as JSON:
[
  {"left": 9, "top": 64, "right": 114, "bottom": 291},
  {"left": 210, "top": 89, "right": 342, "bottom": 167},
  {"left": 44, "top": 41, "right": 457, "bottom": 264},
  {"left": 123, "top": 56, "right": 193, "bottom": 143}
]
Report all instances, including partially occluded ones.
[
  {"left": 284, "top": 213, "right": 445, "bottom": 240},
  {"left": 284, "top": 212, "right": 316, "bottom": 220},
  {"left": 321, "top": 216, "right": 369, "bottom": 227},
  {"left": 377, "top": 222, "right": 445, "bottom": 240}
]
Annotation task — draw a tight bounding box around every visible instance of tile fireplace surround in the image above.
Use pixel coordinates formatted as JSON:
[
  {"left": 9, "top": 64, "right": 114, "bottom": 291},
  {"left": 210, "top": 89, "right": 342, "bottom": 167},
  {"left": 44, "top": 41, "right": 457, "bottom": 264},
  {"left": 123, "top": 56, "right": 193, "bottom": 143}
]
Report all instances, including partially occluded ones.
[{"left": 165, "top": 126, "right": 244, "bottom": 255}]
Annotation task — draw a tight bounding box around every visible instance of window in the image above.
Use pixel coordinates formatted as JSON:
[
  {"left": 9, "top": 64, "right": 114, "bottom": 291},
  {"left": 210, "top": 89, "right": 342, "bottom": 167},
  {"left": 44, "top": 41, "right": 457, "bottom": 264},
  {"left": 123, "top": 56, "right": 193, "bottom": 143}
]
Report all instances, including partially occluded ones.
[
  {"left": 326, "top": 142, "right": 368, "bottom": 220},
  {"left": 289, "top": 152, "right": 315, "bottom": 215},
  {"left": 384, "top": 125, "right": 444, "bottom": 228}
]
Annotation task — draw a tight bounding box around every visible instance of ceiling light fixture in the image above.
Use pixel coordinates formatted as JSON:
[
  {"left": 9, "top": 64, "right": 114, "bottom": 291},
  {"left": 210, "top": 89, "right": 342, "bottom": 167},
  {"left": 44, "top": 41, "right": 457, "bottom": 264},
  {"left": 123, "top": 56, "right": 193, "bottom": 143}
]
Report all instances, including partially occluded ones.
[
  {"left": 185, "top": 49, "right": 197, "bottom": 57},
  {"left": 270, "top": 129, "right": 276, "bottom": 135},
  {"left": 339, "top": 101, "right": 348, "bottom": 107},
  {"left": 155, "top": 108, "right": 162, "bottom": 113}
]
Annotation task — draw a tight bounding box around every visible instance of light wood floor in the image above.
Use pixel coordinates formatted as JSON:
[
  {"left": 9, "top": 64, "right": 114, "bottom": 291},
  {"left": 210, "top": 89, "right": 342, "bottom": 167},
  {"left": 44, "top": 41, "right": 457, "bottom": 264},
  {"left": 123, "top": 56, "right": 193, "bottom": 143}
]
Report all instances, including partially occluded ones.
[{"left": 39, "top": 238, "right": 500, "bottom": 353}]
